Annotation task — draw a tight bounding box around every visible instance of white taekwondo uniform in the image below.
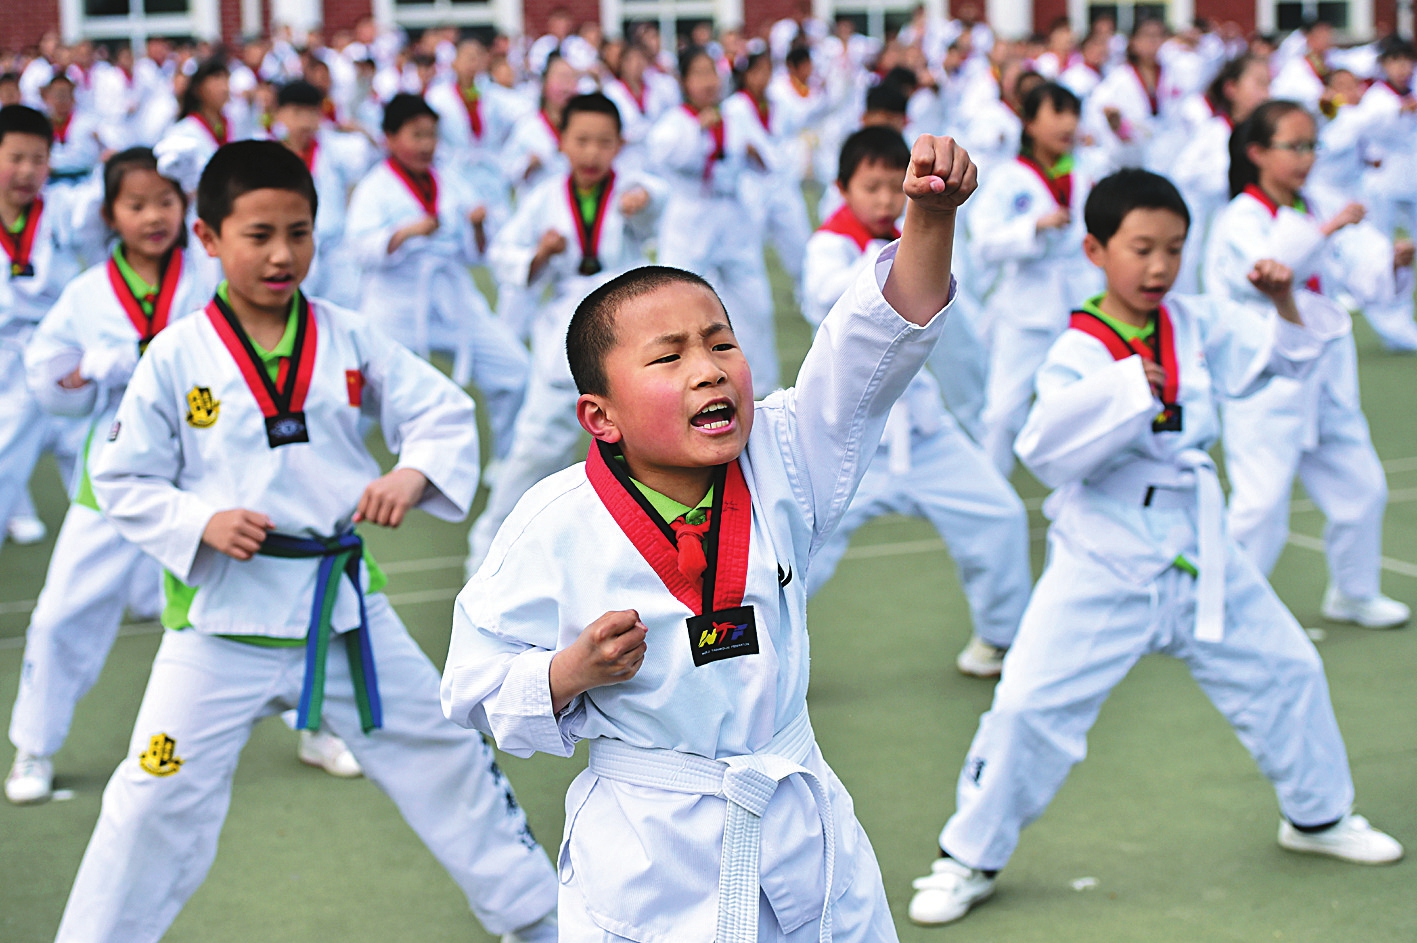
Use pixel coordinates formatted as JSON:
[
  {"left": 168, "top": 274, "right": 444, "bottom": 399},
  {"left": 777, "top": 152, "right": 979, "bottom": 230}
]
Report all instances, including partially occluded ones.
[
  {"left": 498, "top": 108, "right": 570, "bottom": 343},
  {"left": 289, "top": 129, "right": 374, "bottom": 309},
  {"left": 1169, "top": 107, "right": 1234, "bottom": 295},
  {"left": 466, "top": 168, "right": 667, "bottom": 573},
  {"left": 59, "top": 294, "right": 558, "bottom": 943},
  {"left": 603, "top": 76, "right": 677, "bottom": 174},
  {"left": 443, "top": 245, "right": 952, "bottom": 943},
  {"left": 0, "top": 192, "right": 85, "bottom": 552},
  {"left": 1207, "top": 185, "right": 1407, "bottom": 594},
  {"left": 799, "top": 211, "right": 1030, "bottom": 649},
  {"left": 11, "top": 247, "right": 215, "bottom": 759},
  {"left": 1353, "top": 79, "right": 1417, "bottom": 242},
  {"left": 938, "top": 288, "right": 1359, "bottom": 872},
  {"left": 972, "top": 153, "right": 1101, "bottom": 477},
  {"left": 427, "top": 76, "right": 529, "bottom": 197},
  {"left": 345, "top": 157, "right": 528, "bottom": 456},
  {"left": 648, "top": 102, "right": 778, "bottom": 392},
  {"left": 1083, "top": 62, "right": 1187, "bottom": 175}
]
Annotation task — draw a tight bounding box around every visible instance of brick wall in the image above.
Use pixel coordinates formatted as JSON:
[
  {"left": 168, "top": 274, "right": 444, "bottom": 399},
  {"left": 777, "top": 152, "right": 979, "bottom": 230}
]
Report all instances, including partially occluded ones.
[
  {"left": 1373, "top": 0, "right": 1399, "bottom": 35},
  {"left": 1195, "top": 0, "right": 1255, "bottom": 34},
  {"left": 743, "top": 0, "right": 809, "bottom": 37},
  {"left": 324, "top": 0, "right": 373, "bottom": 33},
  {"left": 220, "top": 0, "right": 242, "bottom": 42},
  {"left": 0, "top": 0, "right": 60, "bottom": 55},
  {"left": 1032, "top": 0, "right": 1066, "bottom": 36},
  {"left": 523, "top": 0, "right": 599, "bottom": 38}
]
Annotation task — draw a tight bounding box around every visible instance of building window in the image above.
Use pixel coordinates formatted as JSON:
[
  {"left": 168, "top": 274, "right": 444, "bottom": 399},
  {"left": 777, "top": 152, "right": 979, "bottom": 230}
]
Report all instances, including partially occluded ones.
[
  {"left": 64, "top": 0, "right": 211, "bottom": 44},
  {"left": 1086, "top": 2, "right": 1167, "bottom": 32},
  {"left": 1275, "top": 1, "right": 1350, "bottom": 30},
  {"left": 376, "top": 0, "right": 500, "bottom": 31},
  {"left": 827, "top": 0, "right": 918, "bottom": 39}
]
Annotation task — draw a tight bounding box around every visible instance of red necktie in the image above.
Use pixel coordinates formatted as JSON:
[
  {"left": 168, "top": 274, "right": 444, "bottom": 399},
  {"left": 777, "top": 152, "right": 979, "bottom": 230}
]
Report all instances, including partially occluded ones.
[{"left": 671, "top": 513, "right": 711, "bottom": 587}]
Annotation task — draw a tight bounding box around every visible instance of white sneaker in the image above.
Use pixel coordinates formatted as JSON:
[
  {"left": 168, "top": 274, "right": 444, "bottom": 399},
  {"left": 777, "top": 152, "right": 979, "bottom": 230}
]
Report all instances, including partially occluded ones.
[
  {"left": 5, "top": 752, "right": 54, "bottom": 804},
  {"left": 1321, "top": 587, "right": 1411, "bottom": 629},
  {"left": 908, "top": 857, "right": 996, "bottom": 925},
  {"left": 297, "top": 729, "right": 363, "bottom": 778},
  {"left": 1279, "top": 814, "right": 1404, "bottom": 864},
  {"left": 956, "top": 635, "right": 1007, "bottom": 678},
  {"left": 501, "top": 911, "right": 557, "bottom": 943},
  {"left": 6, "top": 515, "right": 46, "bottom": 545}
]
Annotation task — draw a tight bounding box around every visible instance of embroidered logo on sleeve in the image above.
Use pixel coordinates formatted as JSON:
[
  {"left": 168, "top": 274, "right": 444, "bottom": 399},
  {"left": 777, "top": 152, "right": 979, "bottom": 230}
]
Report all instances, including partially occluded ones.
[
  {"left": 185, "top": 386, "right": 220, "bottom": 428},
  {"left": 107, "top": 421, "right": 121, "bottom": 442},
  {"left": 345, "top": 369, "right": 364, "bottom": 407},
  {"left": 1013, "top": 192, "right": 1032, "bottom": 213},
  {"left": 138, "top": 733, "right": 184, "bottom": 776}
]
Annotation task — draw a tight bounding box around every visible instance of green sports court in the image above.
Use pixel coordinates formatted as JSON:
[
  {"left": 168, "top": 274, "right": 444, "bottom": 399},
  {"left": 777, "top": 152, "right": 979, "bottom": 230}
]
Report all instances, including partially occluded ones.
[{"left": 2, "top": 265, "right": 1414, "bottom": 942}]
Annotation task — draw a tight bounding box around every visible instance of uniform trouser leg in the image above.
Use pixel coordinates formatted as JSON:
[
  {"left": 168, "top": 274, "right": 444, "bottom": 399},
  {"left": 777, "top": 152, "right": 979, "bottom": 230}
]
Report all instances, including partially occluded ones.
[
  {"left": 324, "top": 596, "right": 559, "bottom": 933},
  {"left": 57, "top": 600, "right": 557, "bottom": 943},
  {"left": 805, "top": 454, "right": 905, "bottom": 596},
  {"left": 1177, "top": 548, "right": 1355, "bottom": 827},
  {"left": 939, "top": 537, "right": 1154, "bottom": 871},
  {"left": 910, "top": 423, "right": 1031, "bottom": 649},
  {"left": 467, "top": 367, "right": 583, "bottom": 571},
  {"left": 980, "top": 325, "right": 1054, "bottom": 478},
  {"left": 927, "top": 292, "right": 989, "bottom": 443},
  {"left": 55, "top": 631, "right": 278, "bottom": 943},
  {"left": 0, "top": 351, "right": 51, "bottom": 552},
  {"left": 766, "top": 182, "right": 811, "bottom": 284},
  {"left": 1358, "top": 292, "right": 1417, "bottom": 351},
  {"left": 9, "top": 504, "right": 149, "bottom": 758},
  {"left": 1298, "top": 408, "right": 1388, "bottom": 601},
  {"left": 1223, "top": 399, "right": 1305, "bottom": 577},
  {"left": 497, "top": 282, "right": 537, "bottom": 346},
  {"left": 431, "top": 269, "right": 530, "bottom": 459}
]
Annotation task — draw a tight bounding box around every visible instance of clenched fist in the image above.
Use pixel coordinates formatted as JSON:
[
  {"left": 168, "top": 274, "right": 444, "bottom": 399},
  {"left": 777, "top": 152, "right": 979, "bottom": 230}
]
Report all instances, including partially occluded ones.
[{"left": 549, "top": 609, "right": 648, "bottom": 713}]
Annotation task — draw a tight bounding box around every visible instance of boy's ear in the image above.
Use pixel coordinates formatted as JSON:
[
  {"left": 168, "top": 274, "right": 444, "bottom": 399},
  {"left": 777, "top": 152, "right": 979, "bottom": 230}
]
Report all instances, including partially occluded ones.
[
  {"left": 193, "top": 218, "right": 222, "bottom": 259},
  {"left": 577, "top": 393, "right": 622, "bottom": 443},
  {"left": 1245, "top": 141, "right": 1265, "bottom": 168},
  {"left": 1082, "top": 232, "right": 1107, "bottom": 269}
]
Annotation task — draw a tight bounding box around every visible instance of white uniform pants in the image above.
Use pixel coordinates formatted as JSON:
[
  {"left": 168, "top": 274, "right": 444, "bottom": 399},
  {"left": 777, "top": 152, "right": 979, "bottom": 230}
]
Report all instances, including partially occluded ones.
[
  {"left": 940, "top": 536, "right": 1356, "bottom": 872},
  {"left": 0, "top": 347, "right": 84, "bottom": 552},
  {"left": 1357, "top": 293, "right": 1417, "bottom": 352},
  {"left": 981, "top": 323, "right": 1058, "bottom": 477},
  {"left": 557, "top": 818, "right": 899, "bottom": 943},
  {"left": 659, "top": 195, "right": 779, "bottom": 392},
  {"left": 467, "top": 312, "right": 584, "bottom": 573},
  {"left": 1224, "top": 390, "right": 1387, "bottom": 600},
  {"left": 743, "top": 172, "right": 813, "bottom": 285},
  {"left": 807, "top": 420, "right": 1031, "bottom": 649},
  {"left": 55, "top": 595, "right": 559, "bottom": 943},
  {"left": 9, "top": 503, "right": 161, "bottom": 758}
]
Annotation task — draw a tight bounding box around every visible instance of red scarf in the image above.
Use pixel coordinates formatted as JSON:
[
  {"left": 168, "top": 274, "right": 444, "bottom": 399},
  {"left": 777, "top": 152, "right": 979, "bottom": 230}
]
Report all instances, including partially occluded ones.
[
  {"left": 740, "top": 90, "right": 770, "bottom": 130},
  {"left": 53, "top": 115, "right": 72, "bottom": 145},
  {"left": 540, "top": 110, "right": 561, "bottom": 145},
  {"left": 585, "top": 442, "right": 751, "bottom": 615},
  {"left": 819, "top": 204, "right": 898, "bottom": 251},
  {"left": 1017, "top": 153, "right": 1072, "bottom": 207},
  {"left": 192, "top": 112, "right": 227, "bottom": 146},
  {"left": 1242, "top": 184, "right": 1323, "bottom": 292},
  {"left": 1069, "top": 305, "right": 1180, "bottom": 408},
  {"left": 462, "top": 86, "right": 484, "bottom": 139},
  {"left": 1132, "top": 63, "right": 1160, "bottom": 115},
  {"left": 0, "top": 198, "right": 42, "bottom": 278},
  {"left": 297, "top": 137, "right": 318, "bottom": 171},
  {"left": 682, "top": 104, "right": 725, "bottom": 180},
  {"left": 620, "top": 79, "right": 646, "bottom": 113},
  {"left": 387, "top": 157, "right": 438, "bottom": 216},
  {"left": 108, "top": 248, "right": 183, "bottom": 347}
]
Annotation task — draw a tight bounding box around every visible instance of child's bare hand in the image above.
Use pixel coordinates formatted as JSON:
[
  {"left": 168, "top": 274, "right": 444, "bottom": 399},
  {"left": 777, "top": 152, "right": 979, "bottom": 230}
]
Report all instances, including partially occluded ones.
[
  {"left": 1036, "top": 207, "right": 1071, "bottom": 232},
  {"left": 1103, "top": 106, "right": 1123, "bottom": 132},
  {"left": 903, "top": 134, "right": 976, "bottom": 212},
  {"left": 58, "top": 366, "right": 88, "bottom": 390},
  {"left": 1143, "top": 359, "right": 1167, "bottom": 393},
  {"left": 525, "top": 153, "right": 543, "bottom": 178},
  {"left": 1394, "top": 238, "right": 1415, "bottom": 268},
  {"left": 538, "top": 229, "right": 568, "bottom": 256},
  {"left": 549, "top": 609, "right": 648, "bottom": 713},
  {"left": 468, "top": 204, "right": 487, "bottom": 226},
  {"left": 202, "top": 509, "right": 274, "bottom": 560},
  {"left": 410, "top": 214, "right": 440, "bottom": 237},
  {"left": 353, "top": 468, "right": 428, "bottom": 527},
  {"left": 1248, "top": 259, "right": 1294, "bottom": 298},
  {"left": 1323, "top": 201, "right": 1365, "bottom": 233},
  {"left": 619, "top": 187, "right": 650, "bottom": 216}
]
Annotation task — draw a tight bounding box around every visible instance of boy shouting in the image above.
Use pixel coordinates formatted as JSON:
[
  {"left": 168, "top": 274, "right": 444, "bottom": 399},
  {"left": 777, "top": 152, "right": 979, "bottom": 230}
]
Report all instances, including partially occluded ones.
[{"left": 443, "top": 135, "right": 974, "bottom": 941}]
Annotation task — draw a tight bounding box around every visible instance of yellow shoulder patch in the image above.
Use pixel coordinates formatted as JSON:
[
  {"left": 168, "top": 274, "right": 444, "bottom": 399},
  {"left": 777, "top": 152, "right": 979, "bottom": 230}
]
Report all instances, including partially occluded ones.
[{"left": 185, "top": 386, "right": 220, "bottom": 428}]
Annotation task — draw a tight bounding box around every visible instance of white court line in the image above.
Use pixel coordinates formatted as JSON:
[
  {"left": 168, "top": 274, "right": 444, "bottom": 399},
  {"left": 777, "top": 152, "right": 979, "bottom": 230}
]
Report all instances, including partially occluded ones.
[
  {"left": 1283, "top": 532, "right": 1417, "bottom": 578},
  {"left": 1381, "top": 456, "right": 1417, "bottom": 474}
]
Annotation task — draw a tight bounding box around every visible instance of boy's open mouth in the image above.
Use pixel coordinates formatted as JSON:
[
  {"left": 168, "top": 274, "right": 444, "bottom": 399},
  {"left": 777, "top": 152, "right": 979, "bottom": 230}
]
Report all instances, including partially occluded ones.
[{"left": 690, "top": 400, "right": 735, "bottom": 431}]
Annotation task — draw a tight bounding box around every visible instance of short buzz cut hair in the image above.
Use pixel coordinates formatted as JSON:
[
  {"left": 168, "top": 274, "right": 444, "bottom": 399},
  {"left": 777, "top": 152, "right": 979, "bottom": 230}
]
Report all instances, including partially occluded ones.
[
  {"left": 837, "top": 125, "right": 910, "bottom": 187},
  {"left": 567, "top": 266, "right": 727, "bottom": 396},
  {"left": 196, "top": 139, "right": 318, "bottom": 231},
  {"left": 381, "top": 92, "right": 438, "bottom": 137},
  {"left": 0, "top": 104, "right": 53, "bottom": 147},
  {"left": 561, "top": 91, "right": 622, "bottom": 133},
  {"left": 1084, "top": 168, "right": 1190, "bottom": 244}
]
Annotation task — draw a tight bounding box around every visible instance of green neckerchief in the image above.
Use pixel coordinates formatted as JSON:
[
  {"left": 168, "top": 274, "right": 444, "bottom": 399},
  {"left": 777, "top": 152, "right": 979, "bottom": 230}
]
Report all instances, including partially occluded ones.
[
  {"left": 575, "top": 183, "right": 603, "bottom": 230},
  {"left": 1024, "top": 149, "right": 1074, "bottom": 179},
  {"left": 216, "top": 281, "right": 299, "bottom": 381},
  {"left": 614, "top": 455, "right": 714, "bottom": 524},
  {"left": 463, "top": 83, "right": 480, "bottom": 105},
  {"left": 166, "top": 285, "right": 388, "bottom": 643},
  {"left": 1079, "top": 295, "right": 1196, "bottom": 579},
  {"left": 5, "top": 210, "right": 25, "bottom": 235},
  {"left": 113, "top": 245, "right": 159, "bottom": 317},
  {"left": 1081, "top": 293, "right": 1156, "bottom": 342}
]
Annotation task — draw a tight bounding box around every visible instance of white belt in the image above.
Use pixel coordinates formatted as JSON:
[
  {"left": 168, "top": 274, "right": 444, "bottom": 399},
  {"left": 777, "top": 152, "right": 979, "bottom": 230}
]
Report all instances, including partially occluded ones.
[
  {"left": 587, "top": 710, "right": 834, "bottom": 943},
  {"left": 1087, "top": 449, "right": 1226, "bottom": 643}
]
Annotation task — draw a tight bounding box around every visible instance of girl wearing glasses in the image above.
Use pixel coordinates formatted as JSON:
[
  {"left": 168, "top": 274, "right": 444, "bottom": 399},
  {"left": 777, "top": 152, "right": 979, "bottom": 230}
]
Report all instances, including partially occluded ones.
[{"left": 1205, "top": 99, "right": 1414, "bottom": 630}]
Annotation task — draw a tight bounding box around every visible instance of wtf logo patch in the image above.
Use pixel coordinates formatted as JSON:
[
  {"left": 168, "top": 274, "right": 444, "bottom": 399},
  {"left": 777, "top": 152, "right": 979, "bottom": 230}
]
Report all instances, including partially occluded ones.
[{"left": 686, "top": 605, "right": 759, "bottom": 667}]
